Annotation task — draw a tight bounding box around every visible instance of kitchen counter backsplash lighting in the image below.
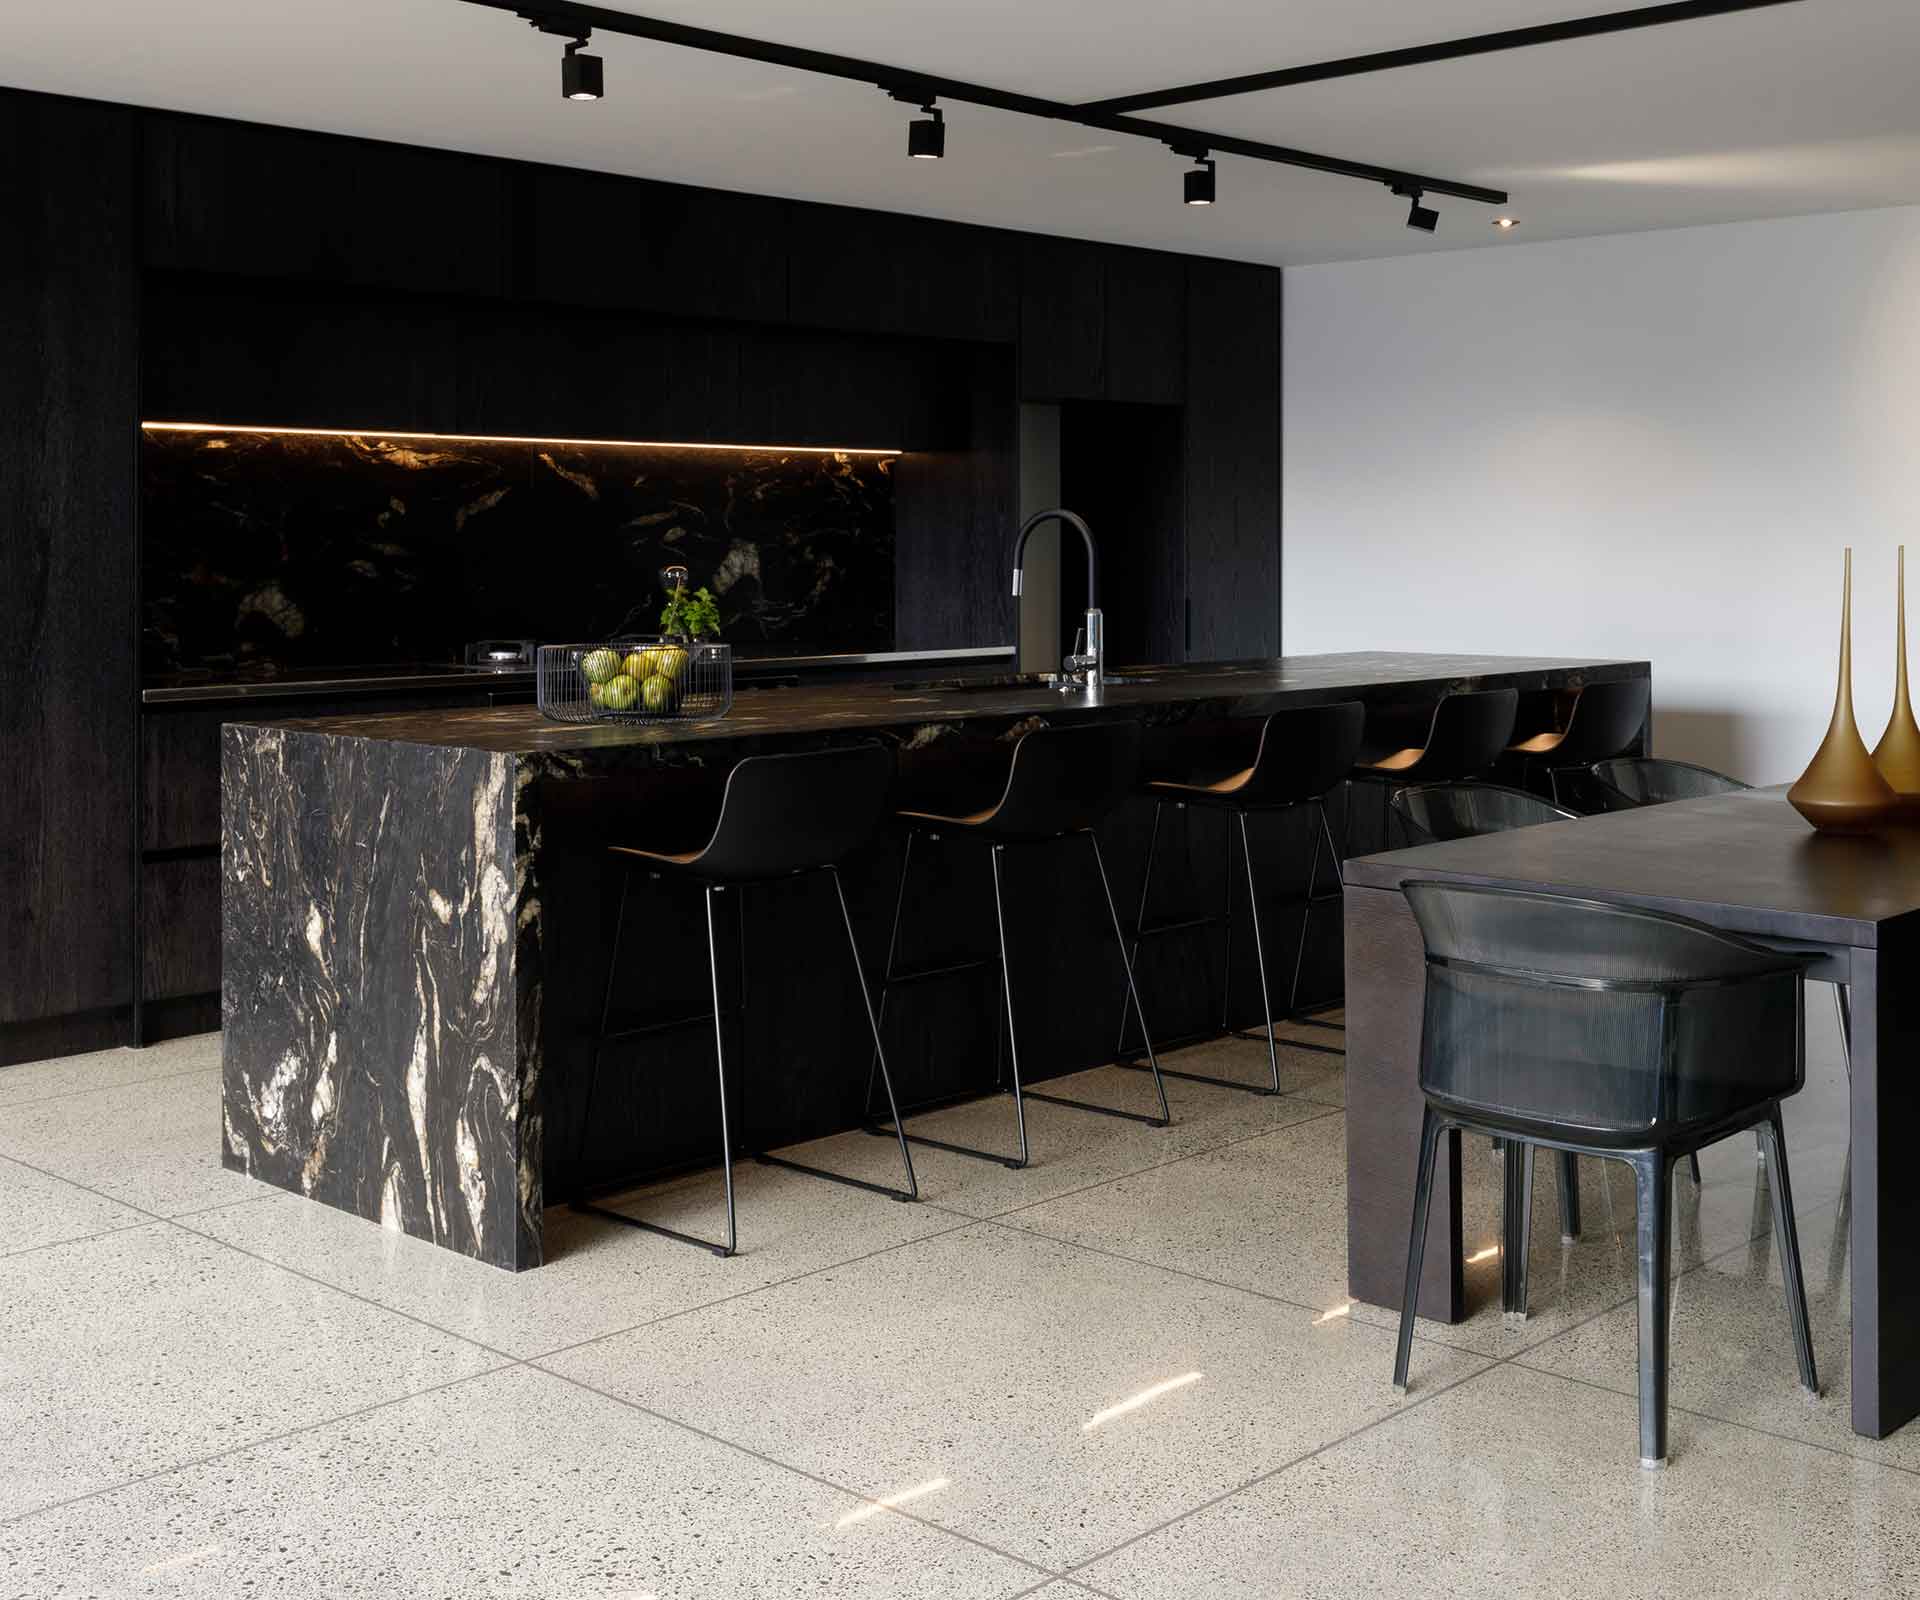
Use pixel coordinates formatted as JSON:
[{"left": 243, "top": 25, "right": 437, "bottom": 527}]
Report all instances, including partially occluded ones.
[{"left": 139, "top": 424, "right": 897, "bottom": 675}]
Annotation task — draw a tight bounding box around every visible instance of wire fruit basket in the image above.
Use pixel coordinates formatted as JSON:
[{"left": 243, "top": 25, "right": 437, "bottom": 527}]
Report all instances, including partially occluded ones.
[{"left": 537, "top": 638, "right": 734, "bottom": 725}]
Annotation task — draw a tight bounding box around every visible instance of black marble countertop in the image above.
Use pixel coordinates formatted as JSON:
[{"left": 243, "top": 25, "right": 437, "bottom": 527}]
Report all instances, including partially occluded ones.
[
  {"left": 143, "top": 645, "right": 1016, "bottom": 706},
  {"left": 234, "top": 652, "right": 1650, "bottom": 756}
]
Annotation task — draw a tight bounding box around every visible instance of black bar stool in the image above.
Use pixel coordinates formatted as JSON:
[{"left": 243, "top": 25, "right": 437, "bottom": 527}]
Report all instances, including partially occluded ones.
[
  {"left": 1115, "top": 701, "right": 1365, "bottom": 1095},
  {"left": 1504, "top": 677, "right": 1652, "bottom": 808},
  {"left": 1351, "top": 687, "right": 1519, "bottom": 850},
  {"left": 1391, "top": 883, "right": 1818, "bottom": 1467},
  {"left": 867, "top": 720, "right": 1166, "bottom": 1170},
  {"left": 575, "top": 744, "right": 917, "bottom": 1258}
]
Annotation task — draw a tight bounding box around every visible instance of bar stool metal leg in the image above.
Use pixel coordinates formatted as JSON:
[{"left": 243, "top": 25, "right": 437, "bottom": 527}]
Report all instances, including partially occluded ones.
[
  {"left": 1291, "top": 799, "right": 1349, "bottom": 1037},
  {"left": 1755, "top": 1103, "right": 1820, "bottom": 1396},
  {"left": 1393, "top": 1104, "right": 1447, "bottom": 1391},
  {"left": 991, "top": 844, "right": 1032, "bottom": 1168},
  {"left": 1632, "top": 1149, "right": 1674, "bottom": 1466},
  {"left": 861, "top": 831, "right": 916, "bottom": 1124},
  {"left": 758, "top": 868, "right": 920, "bottom": 1204},
  {"left": 1114, "top": 799, "right": 1166, "bottom": 1062},
  {"left": 1225, "top": 809, "right": 1343, "bottom": 1065},
  {"left": 573, "top": 862, "right": 634, "bottom": 1205}
]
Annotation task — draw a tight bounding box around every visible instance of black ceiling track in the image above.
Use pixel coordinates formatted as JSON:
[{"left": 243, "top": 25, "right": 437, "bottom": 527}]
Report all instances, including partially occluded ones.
[
  {"left": 1077, "top": 0, "right": 1806, "bottom": 115},
  {"left": 460, "top": 0, "right": 1509, "bottom": 206}
]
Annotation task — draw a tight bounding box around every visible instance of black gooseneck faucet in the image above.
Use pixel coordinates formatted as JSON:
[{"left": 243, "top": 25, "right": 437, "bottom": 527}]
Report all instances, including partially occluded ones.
[{"left": 1011, "top": 507, "right": 1102, "bottom": 690}]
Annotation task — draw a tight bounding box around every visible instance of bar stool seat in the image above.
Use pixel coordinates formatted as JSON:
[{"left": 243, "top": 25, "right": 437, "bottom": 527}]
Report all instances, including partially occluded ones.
[
  {"left": 1504, "top": 678, "right": 1652, "bottom": 808},
  {"left": 1352, "top": 688, "right": 1520, "bottom": 849},
  {"left": 1119, "top": 701, "right": 1366, "bottom": 1095},
  {"left": 868, "top": 720, "right": 1168, "bottom": 1170},
  {"left": 576, "top": 743, "right": 919, "bottom": 1258}
]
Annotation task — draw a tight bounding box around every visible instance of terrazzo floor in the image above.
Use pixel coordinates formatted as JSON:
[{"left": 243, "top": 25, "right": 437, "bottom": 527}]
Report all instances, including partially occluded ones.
[{"left": 2, "top": 1004, "right": 1912, "bottom": 1598}]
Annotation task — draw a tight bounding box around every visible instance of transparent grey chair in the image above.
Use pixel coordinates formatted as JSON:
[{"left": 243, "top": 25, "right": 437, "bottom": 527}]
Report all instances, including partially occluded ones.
[
  {"left": 1391, "top": 882, "right": 1819, "bottom": 1467},
  {"left": 1588, "top": 757, "right": 1751, "bottom": 809},
  {"left": 1390, "top": 782, "right": 1575, "bottom": 845},
  {"left": 1390, "top": 783, "right": 1599, "bottom": 1228},
  {"left": 1590, "top": 756, "right": 1851, "bottom": 1083}
]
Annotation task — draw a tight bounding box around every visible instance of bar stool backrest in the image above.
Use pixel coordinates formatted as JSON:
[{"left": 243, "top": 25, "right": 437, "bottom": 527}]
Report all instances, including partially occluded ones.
[
  {"left": 1416, "top": 688, "right": 1519, "bottom": 780},
  {"left": 1392, "top": 782, "right": 1574, "bottom": 845},
  {"left": 1548, "top": 678, "right": 1652, "bottom": 765},
  {"left": 1402, "top": 881, "right": 1806, "bottom": 1142},
  {"left": 694, "top": 743, "right": 895, "bottom": 880},
  {"left": 987, "top": 720, "right": 1143, "bottom": 839},
  {"left": 1232, "top": 700, "right": 1366, "bottom": 806},
  {"left": 1589, "top": 757, "right": 1751, "bottom": 808}
]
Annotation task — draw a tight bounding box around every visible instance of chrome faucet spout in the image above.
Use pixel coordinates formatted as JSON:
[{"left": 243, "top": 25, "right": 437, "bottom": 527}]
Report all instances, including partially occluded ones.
[{"left": 1011, "top": 508, "right": 1102, "bottom": 689}]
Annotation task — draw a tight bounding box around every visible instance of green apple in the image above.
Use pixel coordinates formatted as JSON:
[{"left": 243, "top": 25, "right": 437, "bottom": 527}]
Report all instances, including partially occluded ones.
[
  {"left": 580, "top": 648, "right": 621, "bottom": 685},
  {"left": 655, "top": 645, "right": 689, "bottom": 682},
  {"left": 641, "top": 673, "right": 675, "bottom": 714},
  {"left": 588, "top": 681, "right": 606, "bottom": 708},
  {"left": 622, "top": 649, "right": 657, "bottom": 682},
  {"left": 601, "top": 674, "right": 640, "bottom": 711}
]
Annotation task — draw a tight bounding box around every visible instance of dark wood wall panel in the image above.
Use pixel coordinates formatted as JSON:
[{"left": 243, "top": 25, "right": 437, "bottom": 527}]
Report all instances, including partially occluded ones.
[
  {"left": 1020, "top": 236, "right": 1107, "bottom": 401},
  {"left": 524, "top": 169, "right": 788, "bottom": 324},
  {"left": 142, "top": 858, "right": 221, "bottom": 1002},
  {"left": 788, "top": 209, "right": 1018, "bottom": 344},
  {"left": 0, "top": 95, "right": 139, "bottom": 1026},
  {"left": 1103, "top": 250, "right": 1187, "bottom": 406},
  {"left": 1185, "top": 260, "right": 1282, "bottom": 660},
  {"left": 893, "top": 347, "right": 1019, "bottom": 650},
  {"left": 143, "top": 115, "right": 514, "bottom": 299}
]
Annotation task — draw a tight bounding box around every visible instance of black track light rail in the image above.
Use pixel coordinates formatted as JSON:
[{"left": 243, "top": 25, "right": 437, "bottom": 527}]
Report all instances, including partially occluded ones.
[
  {"left": 480, "top": 0, "right": 1507, "bottom": 205},
  {"left": 1077, "top": 0, "right": 1806, "bottom": 115}
]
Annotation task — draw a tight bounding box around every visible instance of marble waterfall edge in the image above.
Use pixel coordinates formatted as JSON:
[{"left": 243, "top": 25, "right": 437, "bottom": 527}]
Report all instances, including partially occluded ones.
[{"left": 221, "top": 723, "right": 540, "bottom": 1269}]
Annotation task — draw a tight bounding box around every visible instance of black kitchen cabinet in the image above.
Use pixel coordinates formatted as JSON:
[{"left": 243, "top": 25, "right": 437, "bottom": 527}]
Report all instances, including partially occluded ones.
[
  {"left": 1184, "top": 260, "right": 1281, "bottom": 661},
  {"left": 525, "top": 167, "right": 788, "bottom": 325},
  {"left": 1019, "top": 236, "right": 1107, "bottom": 401},
  {"left": 0, "top": 95, "right": 139, "bottom": 1057},
  {"left": 143, "top": 113, "right": 515, "bottom": 300},
  {"left": 787, "top": 207, "right": 1019, "bottom": 344},
  {"left": 1104, "top": 249, "right": 1187, "bottom": 407}
]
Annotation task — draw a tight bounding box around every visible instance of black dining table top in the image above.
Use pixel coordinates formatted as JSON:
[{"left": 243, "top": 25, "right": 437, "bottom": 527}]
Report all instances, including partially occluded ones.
[{"left": 1345, "top": 785, "right": 1920, "bottom": 948}]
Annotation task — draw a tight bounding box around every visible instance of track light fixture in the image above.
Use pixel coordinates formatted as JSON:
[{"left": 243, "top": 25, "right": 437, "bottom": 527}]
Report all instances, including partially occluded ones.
[
  {"left": 1182, "top": 153, "right": 1216, "bottom": 207},
  {"left": 561, "top": 35, "right": 603, "bottom": 100},
  {"left": 908, "top": 101, "right": 945, "bottom": 159},
  {"left": 1393, "top": 183, "right": 1438, "bottom": 233}
]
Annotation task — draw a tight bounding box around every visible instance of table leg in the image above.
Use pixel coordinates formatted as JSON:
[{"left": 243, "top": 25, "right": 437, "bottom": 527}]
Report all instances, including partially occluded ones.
[
  {"left": 1344, "top": 883, "right": 1464, "bottom": 1321},
  {"left": 1849, "top": 935, "right": 1920, "bottom": 1438}
]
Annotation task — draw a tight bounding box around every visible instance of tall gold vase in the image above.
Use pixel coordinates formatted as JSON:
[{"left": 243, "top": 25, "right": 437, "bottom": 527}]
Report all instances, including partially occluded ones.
[
  {"left": 1871, "top": 544, "right": 1920, "bottom": 809},
  {"left": 1788, "top": 547, "right": 1898, "bottom": 834}
]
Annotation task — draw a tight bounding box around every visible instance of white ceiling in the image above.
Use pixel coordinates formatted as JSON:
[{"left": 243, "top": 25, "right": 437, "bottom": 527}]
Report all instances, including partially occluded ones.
[{"left": 6, "top": 0, "right": 1920, "bottom": 266}]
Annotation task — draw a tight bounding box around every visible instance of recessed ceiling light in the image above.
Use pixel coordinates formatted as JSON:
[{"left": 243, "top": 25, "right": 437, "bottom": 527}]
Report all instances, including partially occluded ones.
[{"left": 1492, "top": 216, "right": 1520, "bottom": 231}]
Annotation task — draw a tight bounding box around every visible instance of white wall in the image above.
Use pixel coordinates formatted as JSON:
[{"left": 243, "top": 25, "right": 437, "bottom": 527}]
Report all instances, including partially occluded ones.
[{"left": 1283, "top": 205, "right": 1920, "bottom": 783}]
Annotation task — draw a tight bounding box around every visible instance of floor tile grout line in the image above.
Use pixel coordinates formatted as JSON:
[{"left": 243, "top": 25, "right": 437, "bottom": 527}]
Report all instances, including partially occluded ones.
[
  {"left": 1498, "top": 1353, "right": 1920, "bottom": 1479},
  {"left": 517, "top": 1213, "right": 986, "bottom": 1364},
  {"left": 951, "top": 1103, "right": 1348, "bottom": 1226},
  {"left": 0, "top": 1216, "right": 164, "bottom": 1265},
  {"left": 1044, "top": 1179, "right": 1852, "bottom": 1580},
  {"left": 531, "top": 1362, "right": 1068, "bottom": 1585},
  {"left": 164, "top": 1211, "right": 529, "bottom": 1366},
  {"left": 0, "top": 1057, "right": 221, "bottom": 1111},
  {"left": 1063, "top": 1357, "right": 1502, "bottom": 1581},
  {"left": 0, "top": 1359, "right": 522, "bottom": 1531}
]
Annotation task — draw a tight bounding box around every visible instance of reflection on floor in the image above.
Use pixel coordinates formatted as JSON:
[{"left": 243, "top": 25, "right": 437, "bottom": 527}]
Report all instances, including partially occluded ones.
[{"left": 1, "top": 1006, "right": 1911, "bottom": 1598}]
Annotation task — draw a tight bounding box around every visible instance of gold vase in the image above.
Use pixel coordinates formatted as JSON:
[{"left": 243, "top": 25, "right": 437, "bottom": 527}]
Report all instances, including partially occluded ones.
[
  {"left": 1788, "top": 547, "right": 1899, "bottom": 834},
  {"left": 1871, "top": 543, "right": 1920, "bottom": 813}
]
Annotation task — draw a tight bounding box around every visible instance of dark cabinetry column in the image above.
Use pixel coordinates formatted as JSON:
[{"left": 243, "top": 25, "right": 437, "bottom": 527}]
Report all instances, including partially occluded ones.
[
  {"left": 0, "top": 95, "right": 140, "bottom": 1056},
  {"left": 1184, "top": 260, "right": 1281, "bottom": 660}
]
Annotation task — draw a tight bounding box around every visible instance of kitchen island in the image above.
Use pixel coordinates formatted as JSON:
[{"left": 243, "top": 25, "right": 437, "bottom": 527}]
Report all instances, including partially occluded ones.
[{"left": 220, "top": 652, "right": 1649, "bottom": 1269}]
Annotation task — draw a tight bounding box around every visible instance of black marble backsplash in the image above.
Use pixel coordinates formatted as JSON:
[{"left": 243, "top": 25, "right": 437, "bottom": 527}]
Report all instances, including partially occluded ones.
[{"left": 141, "top": 427, "right": 896, "bottom": 675}]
